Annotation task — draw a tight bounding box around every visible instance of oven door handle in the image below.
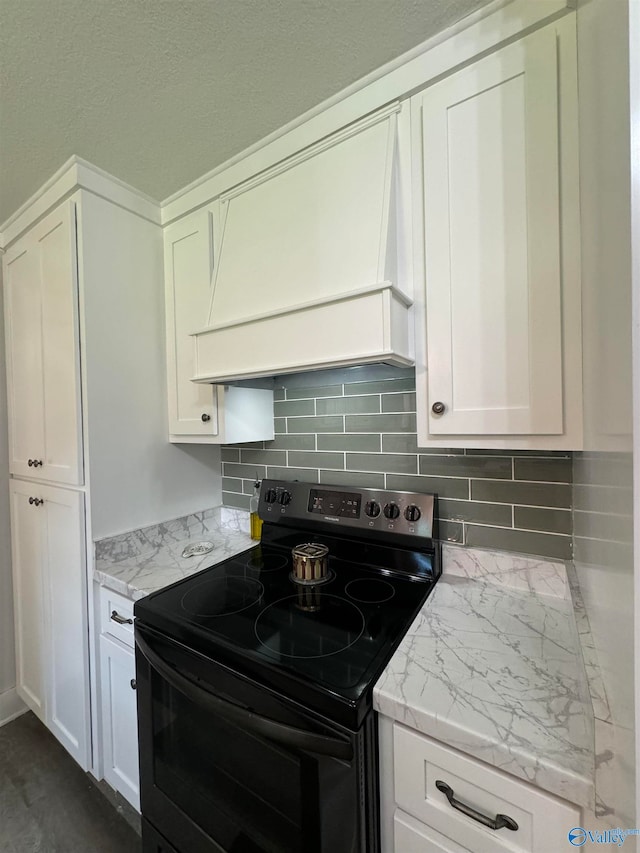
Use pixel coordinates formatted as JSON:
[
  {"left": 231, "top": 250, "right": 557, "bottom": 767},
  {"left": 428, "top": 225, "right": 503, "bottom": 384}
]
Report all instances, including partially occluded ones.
[{"left": 135, "top": 632, "right": 354, "bottom": 761}]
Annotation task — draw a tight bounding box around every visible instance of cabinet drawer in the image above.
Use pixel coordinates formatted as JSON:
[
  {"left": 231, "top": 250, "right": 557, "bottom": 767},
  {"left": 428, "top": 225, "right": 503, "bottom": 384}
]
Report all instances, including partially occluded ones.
[
  {"left": 393, "top": 724, "right": 579, "bottom": 853},
  {"left": 100, "top": 587, "right": 134, "bottom": 647},
  {"left": 394, "top": 809, "right": 470, "bottom": 853}
]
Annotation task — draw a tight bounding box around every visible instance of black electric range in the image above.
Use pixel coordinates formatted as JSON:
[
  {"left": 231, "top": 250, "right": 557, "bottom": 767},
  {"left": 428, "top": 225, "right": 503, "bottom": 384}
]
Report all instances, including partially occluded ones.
[{"left": 134, "top": 480, "right": 441, "bottom": 853}]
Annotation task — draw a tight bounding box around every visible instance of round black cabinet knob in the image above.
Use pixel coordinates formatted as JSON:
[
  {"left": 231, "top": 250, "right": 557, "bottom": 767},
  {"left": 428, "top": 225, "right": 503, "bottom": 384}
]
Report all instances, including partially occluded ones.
[
  {"left": 201, "top": 413, "right": 211, "bottom": 422},
  {"left": 365, "top": 500, "right": 381, "bottom": 518},
  {"left": 384, "top": 502, "right": 400, "bottom": 520},
  {"left": 264, "top": 489, "right": 278, "bottom": 504},
  {"left": 278, "top": 490, "right": 292, "bottom": 506},
  {"left": 404, "top": 504, "right": 422, "bottom": 522},
  {"left": 130, "top": 679, "right": 137, "bottom": 690},
  {"left": 431, "top": 401, "right": 446, "bottom": 415},
  {"left": 28, "top": 459, "right": 34, "bottom": 467}
]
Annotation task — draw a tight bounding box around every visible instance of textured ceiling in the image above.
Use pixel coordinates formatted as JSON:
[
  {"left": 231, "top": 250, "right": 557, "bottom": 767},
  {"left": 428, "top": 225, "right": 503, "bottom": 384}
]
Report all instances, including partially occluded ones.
[{"left": 0, "top": 0, "right": 492, "bottom": 223}]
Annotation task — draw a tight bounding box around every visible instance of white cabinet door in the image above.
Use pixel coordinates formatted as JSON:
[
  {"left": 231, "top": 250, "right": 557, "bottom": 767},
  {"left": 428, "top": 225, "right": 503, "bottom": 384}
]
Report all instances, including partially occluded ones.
[
  {"left": 164, "top": 206, "right": 219, "bottom": 438},
  {"left": 99, "top": 634, "right": 140, "bottom": 810},
  {"left": 164, "top": 205, "right": 274, "bottom": 443},
  {"left": 8, "top": 480, "right": 90, "bottom": 769},
  {"left": 9, "top": 480, "right": 46, "bottom": 722},
  {"left": 3, "top": 201, "right": 83, "bottom": 484},
  {"left": 414, "top": 21, "right": 581, "bottom": 447},
  {"left": 42, "top": 485, "right": 90, "bottom": 769}
]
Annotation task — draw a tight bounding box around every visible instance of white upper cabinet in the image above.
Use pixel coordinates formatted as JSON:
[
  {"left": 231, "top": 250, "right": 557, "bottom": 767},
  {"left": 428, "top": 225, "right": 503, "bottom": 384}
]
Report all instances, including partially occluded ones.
[
  {"left": 413, "top": 18, "right": 582, "bottom": 449},
  {"left": 3, "top": 201, "right": 84, "bottom": 483},
  {"left": 164, "top": 204, "right": 274, "bottom": 443},
  {"left": 164, "top": 206, "right": 219, "bottom": 437}
]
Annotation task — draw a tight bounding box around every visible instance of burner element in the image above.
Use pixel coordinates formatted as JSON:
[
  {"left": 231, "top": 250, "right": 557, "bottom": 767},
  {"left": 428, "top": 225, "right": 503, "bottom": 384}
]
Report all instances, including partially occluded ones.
[
  {"left": 345, "top": 579, "right": 396, "bottom": 604},
  {"left": 291, "top": 542, "right": 329, "bottom": 583},
  {"left": 180, "top": 576, "right": 264, "bottom": 617},
  {"left": 255, "top": 594, "right": 365, "bottom": 658},
  {"left": 245, "top": 552, "right": 288, "bottom": 573}
]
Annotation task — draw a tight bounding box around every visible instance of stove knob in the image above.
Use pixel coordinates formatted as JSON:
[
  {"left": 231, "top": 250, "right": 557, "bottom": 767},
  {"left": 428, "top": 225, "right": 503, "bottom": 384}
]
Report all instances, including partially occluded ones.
[
  {"left": 278, "top": 490, "right": 292, "bottom": 506},
  {"left": 264, "top": 489, "right": 278, "bottom": 504},
  {"left": 384, "top": 502, "right": 400, "bottom": 520},
  {"left": 365, "top": 500, "right": 381, "bottom": 518},
  {"left": 404, "top": 504, "right": 421, "bottom": 523}
]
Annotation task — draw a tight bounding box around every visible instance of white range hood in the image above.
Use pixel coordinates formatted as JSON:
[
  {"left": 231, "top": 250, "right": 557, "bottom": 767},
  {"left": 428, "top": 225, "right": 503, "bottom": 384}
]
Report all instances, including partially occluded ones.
[{"left": 192, "top": 103, "right": 414, "bottom": 383}]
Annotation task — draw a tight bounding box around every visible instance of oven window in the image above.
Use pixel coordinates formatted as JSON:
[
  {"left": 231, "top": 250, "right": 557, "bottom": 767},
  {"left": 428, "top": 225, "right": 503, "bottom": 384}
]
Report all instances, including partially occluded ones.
[{"left": 149, "top": 669, "right": 358, "bottom": 853}]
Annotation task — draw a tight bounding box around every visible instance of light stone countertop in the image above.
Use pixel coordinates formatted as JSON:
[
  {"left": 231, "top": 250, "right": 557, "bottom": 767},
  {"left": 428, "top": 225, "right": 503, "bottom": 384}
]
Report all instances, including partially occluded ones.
[
  {"left": 94, "top": 514, "right": 596, "bottom": 812},
  {"left": 373, "top": 545, "right": 595, "bottom": 811},
  {"left": 94, "top": 506, "right": 254, "bottom": 600}
]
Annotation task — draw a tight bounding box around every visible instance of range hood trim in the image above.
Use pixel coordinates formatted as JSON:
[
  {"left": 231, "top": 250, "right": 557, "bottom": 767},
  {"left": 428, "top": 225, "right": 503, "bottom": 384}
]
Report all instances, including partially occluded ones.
[
  {"left": 191, "top": 284, "right": 414, "bottom": 384},
  {"left": 191, "top": 280, "right": 413, "bottom": 336}
]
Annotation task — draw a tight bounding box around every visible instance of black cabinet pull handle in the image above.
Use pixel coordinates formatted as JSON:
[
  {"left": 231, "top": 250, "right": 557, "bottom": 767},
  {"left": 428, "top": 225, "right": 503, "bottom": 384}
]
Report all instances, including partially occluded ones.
[
  {"left": 130, "top": 679, "right": 137, "bottom": 690},
  {"left": 110, "top": 610, "right": 133, "bottom": 625},
  {"left": 28, "top": 497, "right": 44, "bottom": 507},
  {"left": 435, "top": 780, "right": 518, "bottom": 832},
  {"left": 201, "top": 413, "right": 211, "bottom": 422}
]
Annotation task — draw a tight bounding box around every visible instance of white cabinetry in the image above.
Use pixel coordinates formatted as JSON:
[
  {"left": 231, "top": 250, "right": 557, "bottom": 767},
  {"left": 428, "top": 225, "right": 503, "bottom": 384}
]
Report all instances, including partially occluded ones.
[
  {"left": 9, "top": 479, "right": 90, "bottom": 769},
  {"left": 381, "top": 719, "right": 580, "bottom": 853},
  {"left": 1, "top": 158, "right": 225, "bottom": 779},
  {"left": 163, "top": 205, "right": 274, "bottom": 442},
  {"left": 3, "top": 201, "right": 83, "bottom": 485},
  {"left": 413, "top": 17, "right": 582, "bottom": 450},
  {"left": 98, "top": 588, "right": 139, "bottom": 810}
]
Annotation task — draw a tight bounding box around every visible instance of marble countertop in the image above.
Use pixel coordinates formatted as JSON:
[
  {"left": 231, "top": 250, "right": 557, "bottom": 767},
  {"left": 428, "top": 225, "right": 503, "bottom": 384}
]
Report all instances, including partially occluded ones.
[
  {"left": 374, "top": 545, "right": 595, "bottom": 810},
  {"left": 94, "top": 511, "right": 595, "bottom": 811},
  {"left": 94, "top": 506, "right": 254, "bottom": 600}
]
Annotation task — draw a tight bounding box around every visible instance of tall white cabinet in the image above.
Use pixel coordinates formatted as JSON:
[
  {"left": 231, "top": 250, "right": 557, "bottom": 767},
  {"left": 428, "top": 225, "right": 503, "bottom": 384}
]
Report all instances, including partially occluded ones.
[
  {"left": 3, "top": 202, "right": 83, "bottom": 484},
  {"left": 1, "top": 158, "right": 227, "bottom": 773}
]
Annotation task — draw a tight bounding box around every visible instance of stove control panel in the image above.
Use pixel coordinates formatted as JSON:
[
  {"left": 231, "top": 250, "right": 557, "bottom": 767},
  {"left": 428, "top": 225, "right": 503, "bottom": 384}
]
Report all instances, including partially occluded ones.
[{"left": 259, "top": 479, "right": 436, "bottom": 540}]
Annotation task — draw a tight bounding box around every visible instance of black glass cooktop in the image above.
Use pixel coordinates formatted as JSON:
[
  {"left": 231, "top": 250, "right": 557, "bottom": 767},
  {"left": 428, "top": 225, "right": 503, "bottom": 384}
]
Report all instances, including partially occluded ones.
[{"left": 135, "top": 528, "right": 437, "bottom": 728}]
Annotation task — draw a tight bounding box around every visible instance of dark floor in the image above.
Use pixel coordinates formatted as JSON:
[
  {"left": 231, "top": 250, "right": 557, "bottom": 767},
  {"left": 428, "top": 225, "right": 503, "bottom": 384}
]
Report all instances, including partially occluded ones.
[{"left": 0, "top": 712, "right": 141, "bottom": 853}]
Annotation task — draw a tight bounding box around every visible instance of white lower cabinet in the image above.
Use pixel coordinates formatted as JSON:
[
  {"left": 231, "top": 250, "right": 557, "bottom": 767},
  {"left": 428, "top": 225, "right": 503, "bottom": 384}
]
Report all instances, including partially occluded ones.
[
  {"left": 383, "top": 720, "right": 580, "bottom": 853},
  {"left": 99, "top": 587, "right": 140, "bottom": 810},
  {"left": 394, "top": 810, "right": 470, "bottom": 853},
  {"left": 9, "top": 479, "right": 90, "bottom": 769}
]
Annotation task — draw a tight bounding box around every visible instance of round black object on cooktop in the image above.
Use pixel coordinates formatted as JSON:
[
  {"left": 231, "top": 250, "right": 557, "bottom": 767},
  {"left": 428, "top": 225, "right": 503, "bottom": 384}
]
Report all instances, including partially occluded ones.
[
  {"left": 345, "top": 579, "right": 395, "bottom": 604},
  {"left": 180, "top": 576, "right": 264, "bottom": 617},
  {"left": 255, "top": 594, "right": 365, "bottom": 658}
]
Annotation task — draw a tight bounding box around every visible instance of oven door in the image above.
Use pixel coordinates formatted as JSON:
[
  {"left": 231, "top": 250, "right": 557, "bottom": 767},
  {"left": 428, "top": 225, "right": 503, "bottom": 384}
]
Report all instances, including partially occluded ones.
[{"left": 135, "top": 624, "right": 378, "bottom": 853}]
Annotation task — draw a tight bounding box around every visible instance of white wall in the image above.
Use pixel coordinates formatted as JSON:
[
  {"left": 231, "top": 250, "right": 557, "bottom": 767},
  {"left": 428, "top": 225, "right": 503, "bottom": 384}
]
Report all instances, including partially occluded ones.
[
  {"left": 574, "top": 0, "right": 635, "bottom": 829},
  {"left": 0, "top": 265, "right": 18, "bottom": 703}
]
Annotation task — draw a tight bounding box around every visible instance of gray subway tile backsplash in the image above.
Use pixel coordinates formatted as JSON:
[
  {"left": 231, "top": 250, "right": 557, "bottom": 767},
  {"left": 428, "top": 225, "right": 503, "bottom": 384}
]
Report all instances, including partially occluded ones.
[
  {"left": 318, "top": 433, "right": 381, "bottom": 452},
  {"left": 221, "top": 367, "right": 573, "bottom": 560},
  {"left": 346, "top": 452, "right": 418, "bottom": 475},
  {"left": 316, "top": 395, "right": 381, "bottom": 415},
  {"left": 288, "top": 450, "right": 345, "bottom": 470},
  {"left": 381, "top": 392, "right": 416, "bottom": 413},
  {"left": 345, "top": 413, "right": 417, "bottom": 433},
  {"left": 419, "top": 454, "right": 512, "bottom": 480},
  {"left": 273, "top": 399, "right": 315, "bottom": 417},
  {"left": 471, "top": 479, "right": 571, "bottom": 508},
  {"left": 286, "top": 415, "right": 344, "bottom": 433}
]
